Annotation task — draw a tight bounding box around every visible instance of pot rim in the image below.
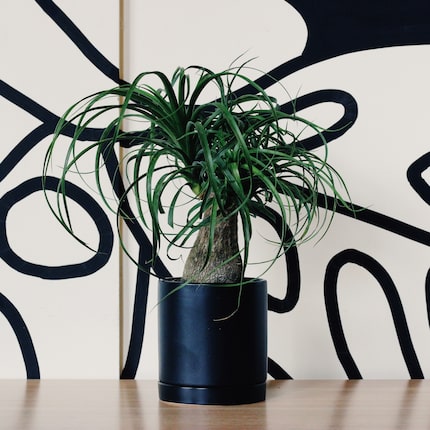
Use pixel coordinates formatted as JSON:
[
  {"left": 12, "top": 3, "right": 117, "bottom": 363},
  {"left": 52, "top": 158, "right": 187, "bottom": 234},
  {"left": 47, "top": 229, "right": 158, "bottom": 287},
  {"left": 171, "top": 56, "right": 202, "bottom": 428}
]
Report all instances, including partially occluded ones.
[{"left": 159, "top": 277, "right": 266, "bottom": 287}]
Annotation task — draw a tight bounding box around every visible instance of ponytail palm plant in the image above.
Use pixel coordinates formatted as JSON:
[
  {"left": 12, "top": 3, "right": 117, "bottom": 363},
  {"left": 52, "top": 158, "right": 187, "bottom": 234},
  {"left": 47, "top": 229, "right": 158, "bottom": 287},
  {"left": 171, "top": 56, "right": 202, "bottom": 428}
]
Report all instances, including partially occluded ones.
[{"left": 43, "top": 64, "right": 350, "bottom": 285}]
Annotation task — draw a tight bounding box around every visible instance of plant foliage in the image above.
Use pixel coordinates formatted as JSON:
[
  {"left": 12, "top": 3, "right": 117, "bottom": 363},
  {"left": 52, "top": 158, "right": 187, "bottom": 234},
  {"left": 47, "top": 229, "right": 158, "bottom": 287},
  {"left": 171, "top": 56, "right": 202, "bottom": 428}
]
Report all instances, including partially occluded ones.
[{"left": 43, "top": 64, "right": 352, "bottom": 282}]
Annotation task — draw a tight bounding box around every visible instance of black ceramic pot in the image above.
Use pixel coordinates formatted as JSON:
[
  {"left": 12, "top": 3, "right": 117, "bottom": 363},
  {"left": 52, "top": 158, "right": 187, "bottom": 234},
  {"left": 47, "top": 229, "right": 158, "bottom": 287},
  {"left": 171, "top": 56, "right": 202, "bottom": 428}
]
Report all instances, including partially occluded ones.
[{"left": 158, "top": 278, "right": 267, "bottom": 405}]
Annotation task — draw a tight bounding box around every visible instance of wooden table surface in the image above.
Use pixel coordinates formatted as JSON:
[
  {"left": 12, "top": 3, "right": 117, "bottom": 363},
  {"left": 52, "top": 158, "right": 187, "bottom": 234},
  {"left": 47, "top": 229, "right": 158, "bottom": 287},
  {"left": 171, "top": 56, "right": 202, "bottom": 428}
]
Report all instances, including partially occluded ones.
[{"left": 1, "top": 379, "right": 430, "bottom": 429}]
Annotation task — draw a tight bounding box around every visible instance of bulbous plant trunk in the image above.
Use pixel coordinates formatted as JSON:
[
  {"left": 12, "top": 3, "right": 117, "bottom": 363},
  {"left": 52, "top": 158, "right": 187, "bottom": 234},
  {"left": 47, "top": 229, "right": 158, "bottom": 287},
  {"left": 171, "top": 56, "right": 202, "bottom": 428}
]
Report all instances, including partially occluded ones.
[{"left": 182, "top": 212, "right": 243, "bottom": 284}]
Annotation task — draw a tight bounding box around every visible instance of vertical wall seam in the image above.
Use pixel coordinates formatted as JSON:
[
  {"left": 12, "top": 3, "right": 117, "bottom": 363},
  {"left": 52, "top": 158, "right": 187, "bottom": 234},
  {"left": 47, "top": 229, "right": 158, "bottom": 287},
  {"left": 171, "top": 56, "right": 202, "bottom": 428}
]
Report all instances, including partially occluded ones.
[{"left": 118, "top": 0, "right": 125, "bottom": 376}]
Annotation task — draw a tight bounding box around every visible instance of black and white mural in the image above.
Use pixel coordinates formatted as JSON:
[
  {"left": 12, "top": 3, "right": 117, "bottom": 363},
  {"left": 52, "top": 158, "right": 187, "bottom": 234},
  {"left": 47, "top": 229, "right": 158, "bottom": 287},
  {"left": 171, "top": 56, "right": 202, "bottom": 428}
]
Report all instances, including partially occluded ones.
[
  {"left": 1, "top": 0, "right": 429, "bottom": 379},
  {"left": 1, "top": 0, "right": 120, "bottom": 378}
]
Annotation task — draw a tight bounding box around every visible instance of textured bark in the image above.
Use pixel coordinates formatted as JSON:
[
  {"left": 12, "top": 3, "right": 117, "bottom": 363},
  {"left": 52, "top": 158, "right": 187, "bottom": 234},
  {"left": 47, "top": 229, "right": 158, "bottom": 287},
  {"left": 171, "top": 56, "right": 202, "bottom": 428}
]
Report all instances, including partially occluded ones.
[{"left": 182, "top": 213, "right": 243, "bottom": 284}]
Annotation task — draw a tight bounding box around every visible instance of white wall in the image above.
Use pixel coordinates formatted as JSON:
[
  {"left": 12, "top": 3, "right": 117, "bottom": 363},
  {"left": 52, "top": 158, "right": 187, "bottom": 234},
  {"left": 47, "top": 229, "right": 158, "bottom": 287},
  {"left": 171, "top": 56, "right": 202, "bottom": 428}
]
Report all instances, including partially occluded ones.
[
  {"left": 1, "top": 0, "right": 120, "bottom": 378},
  {"left": 123, "top": 0, "right": 430, "bottom": 380},
  {"left": 1, "top": 0, "right": 429, "bottom": 380}
]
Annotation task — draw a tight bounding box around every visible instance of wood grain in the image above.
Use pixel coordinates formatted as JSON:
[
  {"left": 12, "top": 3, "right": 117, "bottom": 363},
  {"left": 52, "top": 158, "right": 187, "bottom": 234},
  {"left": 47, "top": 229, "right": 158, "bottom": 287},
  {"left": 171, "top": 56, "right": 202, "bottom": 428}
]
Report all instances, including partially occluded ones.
[{"left": 0, "top": 379, "right": 429, "bottom": 429}]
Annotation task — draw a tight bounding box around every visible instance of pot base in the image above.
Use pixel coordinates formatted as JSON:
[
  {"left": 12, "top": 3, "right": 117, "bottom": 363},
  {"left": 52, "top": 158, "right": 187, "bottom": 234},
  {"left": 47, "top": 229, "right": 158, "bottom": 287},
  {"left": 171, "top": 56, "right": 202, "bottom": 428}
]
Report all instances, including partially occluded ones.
[{"left": 158, "top": 381, "right": 266, "bottom": 405}]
